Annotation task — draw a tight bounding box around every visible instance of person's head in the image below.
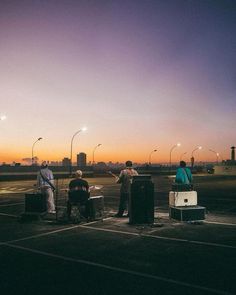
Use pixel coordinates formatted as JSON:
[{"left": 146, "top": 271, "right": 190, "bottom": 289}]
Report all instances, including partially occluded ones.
[
  {"left": 75, "top": 170, "right": 83, "bottom": 178},
  {"left": 41, "top": 161, "right": 48, "bottom": 169},
  {"left": 125, "top": 160, "right": 133, "bottom": 168},
  {"left": 180, "top": 161, "right": 186, "bottom": 168}
]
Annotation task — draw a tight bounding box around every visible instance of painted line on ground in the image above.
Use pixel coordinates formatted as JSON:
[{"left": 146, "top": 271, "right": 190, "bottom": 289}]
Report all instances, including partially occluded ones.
[
  {"left": 1, "top": 242, "right": 233, "bottom": 295},
  {"left": 0, "top": 212, "right": 18, "bottom": 218},
  {"left": 0, "top": 211, "right": 235, "bottom": 250},
  {"left": 0, "top": 217, "right": 112, "bottom": 244},
  {"left": 0, "top": 224, "right": 83, "bottom": 244},
  {"left": 0, "top": 202, "right": 24, "bottom": 207},
  {"left": 205, "top": 221, "right": 236, "bottom": 227},
  {"left": 79, "top": 224, "right": 236, "bottom": 250}
]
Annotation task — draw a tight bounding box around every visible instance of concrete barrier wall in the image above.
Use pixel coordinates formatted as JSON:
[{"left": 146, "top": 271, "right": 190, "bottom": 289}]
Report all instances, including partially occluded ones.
[{"left": 214, "top": 165, "right": 236, "bottom": 175}]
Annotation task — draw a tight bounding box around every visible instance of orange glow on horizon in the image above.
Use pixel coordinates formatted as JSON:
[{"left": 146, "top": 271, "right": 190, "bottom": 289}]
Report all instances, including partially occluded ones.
[{"left": 1, "top": 148, "right": 229, "bottom": 165}]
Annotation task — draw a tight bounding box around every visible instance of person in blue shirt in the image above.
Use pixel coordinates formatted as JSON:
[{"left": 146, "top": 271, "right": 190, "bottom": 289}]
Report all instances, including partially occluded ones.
[{"left": 175, "top": 161, "right": 193, "bottom": 184}]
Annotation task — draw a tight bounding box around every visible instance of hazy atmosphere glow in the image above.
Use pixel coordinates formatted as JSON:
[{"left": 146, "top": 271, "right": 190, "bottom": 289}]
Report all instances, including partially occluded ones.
[{"left": 1, "top": 0, "right": 235, "bottom": 164}]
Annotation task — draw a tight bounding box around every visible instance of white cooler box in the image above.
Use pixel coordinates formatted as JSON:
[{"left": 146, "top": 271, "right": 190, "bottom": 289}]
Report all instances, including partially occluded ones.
[{"left": 169, "top": 191, "right": 197, "bottom": 207}]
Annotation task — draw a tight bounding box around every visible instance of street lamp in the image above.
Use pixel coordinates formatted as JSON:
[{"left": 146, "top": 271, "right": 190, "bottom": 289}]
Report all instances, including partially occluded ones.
[
  {"left": 191, "top": 146, "right": 202, "bottom": 168},
  {"left": 169, "top": 143, "right": 181, "bottom": 170},
  {"left": 209, "top": 149, "right": 219, "bottom": 164},
  {"left": 180, "top": 152, "right": 187, "bottom": 161},
  {"left": 92, "top": 144, "right": 102, "bottom": 165},
  {"left": 148, "top": 149, "right": 158, "bottom": 165},
  {"left": 69, "top": 127, "right": 87, "bottom": 175},
  {"left": 0, "top": 115, "right": 7, "bottom": 121},
  {"left": 32, "top": 137, "right": 43, "bottom": 165}
]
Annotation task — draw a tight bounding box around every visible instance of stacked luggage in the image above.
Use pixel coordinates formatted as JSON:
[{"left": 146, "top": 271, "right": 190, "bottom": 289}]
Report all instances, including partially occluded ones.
[{"left": 169, "top": 184, "right": 205, "bottom": 222}]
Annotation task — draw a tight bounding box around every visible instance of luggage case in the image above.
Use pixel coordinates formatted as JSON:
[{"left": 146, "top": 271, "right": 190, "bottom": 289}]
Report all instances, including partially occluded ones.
[
  {"left": 25, "top": 193, "right": 47, "bottom": 213},
  {"left": 169, "top": 191, "right": 197, "bottom": 207},
  {"left": 169, "top": 206, "right": 205, "bottom": 221},
  {"left": 88, "top": 196, "right": 104, "bottom": 220}
]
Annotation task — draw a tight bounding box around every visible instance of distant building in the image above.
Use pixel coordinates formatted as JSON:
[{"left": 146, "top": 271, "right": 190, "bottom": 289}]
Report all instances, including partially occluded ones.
[
  {"left": 214, "top": 146, "right": 236, "bottom": 175},
  {"left": 77, "top": 153, "right": 87, "bottom": 167},
  {"left": 62, "top": 157, "right": 71, "bottom": 167},
  {"left": 50, "top": 161, "right": 61, "bottom": 166}
]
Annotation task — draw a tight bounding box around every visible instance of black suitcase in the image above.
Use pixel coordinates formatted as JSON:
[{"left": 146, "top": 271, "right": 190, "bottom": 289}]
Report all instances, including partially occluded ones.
[
  {"left": 169, "top": 206, "right": 205, "bottom": 221},
  {"left": 88, "top": 196, "right": 104, "bottom": 220},
  {"left": 25, "top": 193, "right": 47, "bottom": 213},
  {"left": 129, "top": 176, "right": 154, "bottom": 224}
]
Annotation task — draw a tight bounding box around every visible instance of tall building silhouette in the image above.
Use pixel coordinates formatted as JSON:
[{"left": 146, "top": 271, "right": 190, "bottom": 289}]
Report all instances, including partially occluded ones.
[
  {"left": 62, "top": 157, "right": 71, "bottom": 167},
  {"left": 77, "top": 153, "right": 87, "bottom": 167}
]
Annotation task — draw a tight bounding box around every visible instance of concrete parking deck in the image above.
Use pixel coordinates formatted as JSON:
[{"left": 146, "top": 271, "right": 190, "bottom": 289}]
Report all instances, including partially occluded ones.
[{"left": 0, "top": 176, "right": 236, "bottom": 295}]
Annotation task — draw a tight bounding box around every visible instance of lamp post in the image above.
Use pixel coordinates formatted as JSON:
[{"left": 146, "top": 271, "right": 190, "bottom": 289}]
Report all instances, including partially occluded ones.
[
  {"left": 0, "top": 115, "right": 7, "bottom": 121},
  {"left": 191, "top": 146, "right": 202, "bottom": 168},
  {"left": 209, "top": 149, "right": 219, "bottom": 164},
  {"left": 169, "top": 143, "right": 181, "bottom": 171},
  {"left": 148, "top": 149, "right": 158, "bottom": 165},
  {"left": 92, "top": 144, "right": 102, "bottom": 165},
  {"left": 32, "top": 137, "right": 42, "bottom": 165},
  {"left": 180, "top": 152, "right": 187, "bottom": 161},
  {"left": 69, "top": 127, "right": 87, "bottom": 175}
]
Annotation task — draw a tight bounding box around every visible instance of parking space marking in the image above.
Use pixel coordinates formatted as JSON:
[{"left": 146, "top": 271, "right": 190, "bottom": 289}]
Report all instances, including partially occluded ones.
[
  {"left": 0, "top": 202, "right": 24, "bottom": 207},
  {"left": 205, "top": 221, "right": 236, "bottom": 227},
  {"left": 0, "top": 224, "right": 83, "bottom": 244},
  {"left": 0, "top": 213, "right": 235, "bottom": 249},
  {"left": 80, "top": 224, "right": 236, "bottom": 250},
  {"left": 0, "top": 217, "right": 112, "bottom": 244},
  {"left": 1, "top": 242, "right": 233, "bottom": 295},
  {"left": 0, "top": 187, "right": 34, "bottom": 193},
  {"left": 0, "top": 212, "right": 18, "bottom": 218}
]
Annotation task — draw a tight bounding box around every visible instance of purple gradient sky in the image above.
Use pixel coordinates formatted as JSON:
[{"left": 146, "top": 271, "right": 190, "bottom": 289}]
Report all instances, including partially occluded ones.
[{"left": 0, "top": 0, "right": 235, "bottom": 163}]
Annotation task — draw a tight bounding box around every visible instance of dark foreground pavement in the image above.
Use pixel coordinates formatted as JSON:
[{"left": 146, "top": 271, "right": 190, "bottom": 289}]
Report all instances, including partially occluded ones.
[{"left": 0, "top": 175, "right": 236, "bottom": 295}]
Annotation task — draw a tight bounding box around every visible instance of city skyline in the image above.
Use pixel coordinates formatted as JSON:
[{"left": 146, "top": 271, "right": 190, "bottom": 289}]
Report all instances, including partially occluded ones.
[{"left": 1, "top": 1, "right": 235, "bottom": 164}]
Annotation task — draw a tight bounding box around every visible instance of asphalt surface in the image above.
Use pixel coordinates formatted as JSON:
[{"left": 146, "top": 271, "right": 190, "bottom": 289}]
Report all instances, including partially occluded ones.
[{"left": 0, "top": 175, "right": 236, "bottom": 295}]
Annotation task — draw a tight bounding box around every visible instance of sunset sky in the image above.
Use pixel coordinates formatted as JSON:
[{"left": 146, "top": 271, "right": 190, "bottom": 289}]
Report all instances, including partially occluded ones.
[{"left": 0, "top": 0, "right": 235, "bottom": 164}]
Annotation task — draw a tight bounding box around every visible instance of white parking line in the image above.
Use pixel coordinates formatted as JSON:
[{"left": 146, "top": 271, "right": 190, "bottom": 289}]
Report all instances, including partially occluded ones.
[
  {"left": 79, "top": 224, "right": 236, "bottom": 250},
  {"left": 0, "top": 202, "right": 24, "bottom": 207},
  {"left": 205, "top": 221, "right": 236, "bottom": 227},
  {"left": 0, "top": 212, "right": 18, "bottom": 218},
  {"left": 1, "top": 242, "right": 233, "bottom": 295},
  {"left": 0, "top": 209, "right": 235, "bottom": 250}
]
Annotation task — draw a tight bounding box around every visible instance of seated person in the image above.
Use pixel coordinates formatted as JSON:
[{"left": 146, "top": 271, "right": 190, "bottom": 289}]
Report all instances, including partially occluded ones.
[
  {"left": 175, "top": 161, "right": 193, "bottom": 187},
  {"left": 67, "top": 170, "right": 90, "bottom": 219}
]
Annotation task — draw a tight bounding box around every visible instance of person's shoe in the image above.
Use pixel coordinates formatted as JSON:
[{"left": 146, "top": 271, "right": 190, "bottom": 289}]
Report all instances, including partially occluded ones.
[
  {"left": 114, "top": 213, "right": 123, "bottom": 218},
  {"left": 48, "top": 210, "right": 56, "bottom": 214}
]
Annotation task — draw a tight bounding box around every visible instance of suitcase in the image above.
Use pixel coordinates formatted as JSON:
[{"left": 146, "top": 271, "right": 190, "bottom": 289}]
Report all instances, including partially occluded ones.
[
  {"left": 88, "top": 196, "right": 104, "bottom": 220},
  {"left": 169, "top": 206, "right": 205, "bottom": 221},
  {"left": 25, "top": 193, "right": 47, "bottom": 213},
  {"left": 129, "top": 177, "right": 154, "bottom": 224},
  {"left": 169, "top": 191, "right": 197, "bottom": 207}
]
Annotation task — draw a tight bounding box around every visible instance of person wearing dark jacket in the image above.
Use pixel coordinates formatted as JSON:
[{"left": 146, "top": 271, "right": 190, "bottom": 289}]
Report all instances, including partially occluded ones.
[{"left": 67, "top": 170, "right": 90, "bottom": 219}]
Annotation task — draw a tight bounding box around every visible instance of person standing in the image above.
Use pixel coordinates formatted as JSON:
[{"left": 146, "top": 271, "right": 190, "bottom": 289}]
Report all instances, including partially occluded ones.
[
  {"left": 37, "top": 161, "right": 56, "bottom": 213},
  {"left": 114, "top": 160, "right": 138, "bottom": 217}
]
